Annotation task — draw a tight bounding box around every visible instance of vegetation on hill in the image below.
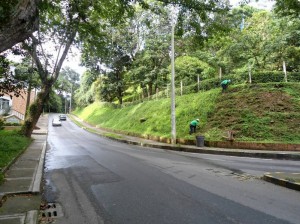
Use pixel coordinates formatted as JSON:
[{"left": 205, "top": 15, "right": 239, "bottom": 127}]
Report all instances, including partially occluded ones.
[
  {"left": 1, "top": 1, "right": 299, "bottom": 140},
  {"left": 74, "top": 83, "right": 300, "bottom": 144}
]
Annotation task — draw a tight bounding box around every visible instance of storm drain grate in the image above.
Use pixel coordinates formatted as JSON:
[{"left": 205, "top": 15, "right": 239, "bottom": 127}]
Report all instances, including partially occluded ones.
[{"left": 40, "top": 203, "right": 64, "bottom": 218}]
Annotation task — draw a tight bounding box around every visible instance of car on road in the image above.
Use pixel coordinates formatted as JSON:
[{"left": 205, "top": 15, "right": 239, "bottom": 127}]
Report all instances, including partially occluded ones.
[
  {"left": 59, "top": 114, "right": 67, "bottom": 121},
  {"left": 52, "top": 118, "right": 62, "bottom": 126}
]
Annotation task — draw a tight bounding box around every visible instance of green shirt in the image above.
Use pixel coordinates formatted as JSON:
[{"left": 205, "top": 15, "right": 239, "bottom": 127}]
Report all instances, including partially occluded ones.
[
  {"left": 190, "top": 120, "right": 199, "bottom": 126},
  {"left": 221, "top": 80, "right": 231, "bottom": 85}
]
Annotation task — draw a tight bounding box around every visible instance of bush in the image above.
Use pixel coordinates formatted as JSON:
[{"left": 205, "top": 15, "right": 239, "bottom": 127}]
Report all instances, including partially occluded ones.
[
  {"left": 4, "top": 122, "right": 21, "bottom": 126},
  {"left": 240, "top": 71, "right": 300, "bottom": 83},
  {"left": 121, "top": 71, "right": 300, "bottom": 105},
  {"left": 289, "top": 72, "right": 300, "bottom": 82},
  {"left": 0, "top": 118, "right": 4, "bottom": 130}
]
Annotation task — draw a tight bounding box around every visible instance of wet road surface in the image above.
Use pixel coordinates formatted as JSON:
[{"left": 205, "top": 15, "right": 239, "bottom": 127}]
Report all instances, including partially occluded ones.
[{"left": 43, "top": 114, "right": 300, "bottom": 224}]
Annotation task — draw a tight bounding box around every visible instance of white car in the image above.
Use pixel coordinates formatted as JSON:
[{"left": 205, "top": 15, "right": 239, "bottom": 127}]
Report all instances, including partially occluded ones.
[{"left": 52, "top": 118, "right": 62, "bottom": 126}]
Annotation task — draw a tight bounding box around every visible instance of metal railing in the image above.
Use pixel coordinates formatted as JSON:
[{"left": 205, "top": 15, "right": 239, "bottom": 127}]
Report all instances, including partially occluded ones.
[{"left": 10, "top": 109, "right": 25, "bottom": 120}]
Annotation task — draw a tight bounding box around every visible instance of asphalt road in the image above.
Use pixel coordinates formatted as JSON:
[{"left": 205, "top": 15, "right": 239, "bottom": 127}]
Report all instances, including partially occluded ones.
[{"left": 44, "top": 114, "right": 300, "bottom": 224}]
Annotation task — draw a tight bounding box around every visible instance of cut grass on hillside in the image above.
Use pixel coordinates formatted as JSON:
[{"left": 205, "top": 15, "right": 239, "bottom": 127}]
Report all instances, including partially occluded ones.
[
  {"left": 74, "top": 83, "right": 300, "bottom": 144},
  {"left": 0, "top": 130, "right": 32, "bottom": 183},
  {"left": 74, "top": 88, "right": 220, "bottom": 139}
]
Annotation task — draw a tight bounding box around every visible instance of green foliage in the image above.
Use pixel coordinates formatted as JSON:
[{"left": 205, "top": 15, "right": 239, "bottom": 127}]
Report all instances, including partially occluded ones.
[
  {"left": 44, "top": 91, "right": 63, "bottom": 113},
  {"left": 274, "top": 0, "right": 300, "bottom": 17},
  {"left": 74, "top": 88, "right": 220, "bottom": 139},
  {"left": 74, "top": 71, "right": 97, "bottom": 107},
  {"left": 74, "top": 83, "right": 300, "bottom": 143},
  {"left": 0, "top": 55, "right": 24, "bottom": 97},
  {"left": 0, "top": 130, "right": 31, "bottom": 172},
  {"left": 28, "top": 100, "right": 39, "bottom": 116},
  {"left": 174, "top": 56, "right": 216, "bottom": 85},
  {"left": 127, "top": 35, "right": 170, "bottom": 97},
  {"left": 0, "top": 0, "right": 18, "bottom": 26},
  {"left": 0, "top": 118, "right": 4, "bottom": 130},
  {"left": 13, "top": 57, "right": 41, "bottom": 89},
  {"left": 3, "top": 122, "right": 21, "bottom": 126},
  {"left": 73, "top": 3, "right": 300, "bottom": 127}
]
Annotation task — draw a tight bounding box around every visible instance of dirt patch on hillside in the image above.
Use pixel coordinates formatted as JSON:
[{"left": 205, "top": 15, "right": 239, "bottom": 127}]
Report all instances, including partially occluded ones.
[
  {"left": 238, "top": 91, "right": 293, "bottom": 113},
  {"left": 205, "top": 86, "right": 300, "bottom": 142}
]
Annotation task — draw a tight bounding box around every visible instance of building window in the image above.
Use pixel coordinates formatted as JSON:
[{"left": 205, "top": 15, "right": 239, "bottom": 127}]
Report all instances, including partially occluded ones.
[{"left": 0, "top": 98, "right": 10, "bottom": 115}]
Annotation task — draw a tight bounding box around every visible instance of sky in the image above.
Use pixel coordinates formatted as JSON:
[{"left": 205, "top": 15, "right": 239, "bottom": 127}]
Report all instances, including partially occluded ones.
[
  {"left": 230, "top": 0, "right": 275, "bottom": 10},
  {"left": 62, "top": 47, "right": 86, "bottom": 75}
]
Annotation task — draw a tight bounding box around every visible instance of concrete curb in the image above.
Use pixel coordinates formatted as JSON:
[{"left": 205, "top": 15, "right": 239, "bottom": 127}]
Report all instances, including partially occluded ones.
[
  {"left": 69, "top": 114, "right": 300, "bottom": 161},
  {"left": 0, "top": 213, "right": 26, "bottom": 223},
  {"left": 97, "top": 134, "right": 300, "bottom": 161},
  {"left": 263, "top": 173, "right": 300, "bottom": 191},
  {"left": 25, "top": 210, "right": 38, "bottom": 224},
  {"left": 31, "top": 142, "right": 47, "bottom": 193}
]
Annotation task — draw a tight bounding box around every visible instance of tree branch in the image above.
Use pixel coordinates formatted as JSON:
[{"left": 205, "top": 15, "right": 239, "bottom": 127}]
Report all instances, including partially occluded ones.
[
  {"left": 0, "top": 0, "right": 40, "bottom": 52},
  {"left": 23, "top": 35, "right": 47, "bottom": 84},
  {"left": 52, "top": 29, "right": 78, "bottom": 84}
]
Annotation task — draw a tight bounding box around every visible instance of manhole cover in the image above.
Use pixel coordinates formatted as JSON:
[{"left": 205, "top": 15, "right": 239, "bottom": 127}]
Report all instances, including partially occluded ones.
[{"left": 40, "top": 202, "right": 63, "bottom": 223}]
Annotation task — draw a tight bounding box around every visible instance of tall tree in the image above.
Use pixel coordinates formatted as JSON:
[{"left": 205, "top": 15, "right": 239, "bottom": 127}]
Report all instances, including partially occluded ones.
[
  {"left": 128, "top": 36, "right": 170, "bottom": 97},
  {"left": 223, "top": 10, "right": 274, "bottom": 74},
  {"left": 21, "top": 0, "right": 133, "bottom": 137},
  {"left": 74, "top": 70, "right": 98, "bottom": 107},
  {"left": 267, "top": 15, "right": 300, "bottom": 71}
]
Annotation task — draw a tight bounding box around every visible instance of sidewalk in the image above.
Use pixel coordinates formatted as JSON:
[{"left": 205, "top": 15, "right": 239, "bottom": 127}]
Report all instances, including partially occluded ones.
[{"left": 0, "top": 115, "right": 48, "bottom": 224}]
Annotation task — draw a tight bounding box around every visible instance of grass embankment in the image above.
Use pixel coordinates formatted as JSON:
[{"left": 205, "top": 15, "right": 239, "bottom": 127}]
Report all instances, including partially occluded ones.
[
  {"left": 0, "top": 130, "right": 32, "bottom": 183},
  {"left": 73, "top": 83, "right": 300, "bottom": 144}
]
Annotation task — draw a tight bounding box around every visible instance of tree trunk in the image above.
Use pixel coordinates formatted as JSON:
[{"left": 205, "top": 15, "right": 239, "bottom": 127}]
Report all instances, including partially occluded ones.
[
  {"left": 117, "top": 86, "right": 123, "bottom": 105},
  {"left": 197, "top": 74, "right": 200, "bottom": 92},
  {"left": 148, "top": 82, "right": 153, "bottom": 96},
  {"left": 22, "top": 84, "right": 50, "bottom": 137},
  {"left": 0, "top": 0, "right": 39, "bottom": 52},
  {"left": 248, "top": 62, "right": 252, "bottom": 84},
  {"left": 25, "top": 81, "right": 32, "bottom": 117},
  {"left": 283, "top": 60, "right": 287, "bottom": 82}
]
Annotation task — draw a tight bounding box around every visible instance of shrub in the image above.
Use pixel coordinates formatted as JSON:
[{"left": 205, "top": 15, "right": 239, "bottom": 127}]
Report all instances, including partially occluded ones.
[
  {"left": 4, "top": 122, "right": 21, "bottom": 126},
  {"left": 0, "top": 118, "right": 4, "bottom": 130},
  {"left": 240, "top": 71, "right": 300, "bottom": 83},
  {"left": 121, "top": 71, "right": 300, "bottom": 105}
]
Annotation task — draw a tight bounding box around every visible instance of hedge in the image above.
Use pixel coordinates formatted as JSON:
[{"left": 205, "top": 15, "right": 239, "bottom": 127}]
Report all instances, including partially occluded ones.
[{"left": 116, "top": 71, "right": 300, "bottom": 106}]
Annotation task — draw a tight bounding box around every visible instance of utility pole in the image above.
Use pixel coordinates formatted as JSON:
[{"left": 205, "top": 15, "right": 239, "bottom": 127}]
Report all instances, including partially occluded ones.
[
  {"left": 70, "top": 84, "right": 73, "bottom": 113},
  {"left": 65, "top": 97, "right": 67, "bottom": 114},
  {"left": 171, "top": 23, "right": 176, "bottom": 145}
]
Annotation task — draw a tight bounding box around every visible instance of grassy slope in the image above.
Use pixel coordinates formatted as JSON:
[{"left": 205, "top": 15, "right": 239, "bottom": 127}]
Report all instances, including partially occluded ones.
[{"left": 74, "top": 83, "right": 300, "bottom": 144}]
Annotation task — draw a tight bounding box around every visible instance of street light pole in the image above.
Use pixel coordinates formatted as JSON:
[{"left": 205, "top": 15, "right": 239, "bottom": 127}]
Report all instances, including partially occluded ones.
[{"left": 171, "top": 23, "right": 176, "bottom": 145}]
